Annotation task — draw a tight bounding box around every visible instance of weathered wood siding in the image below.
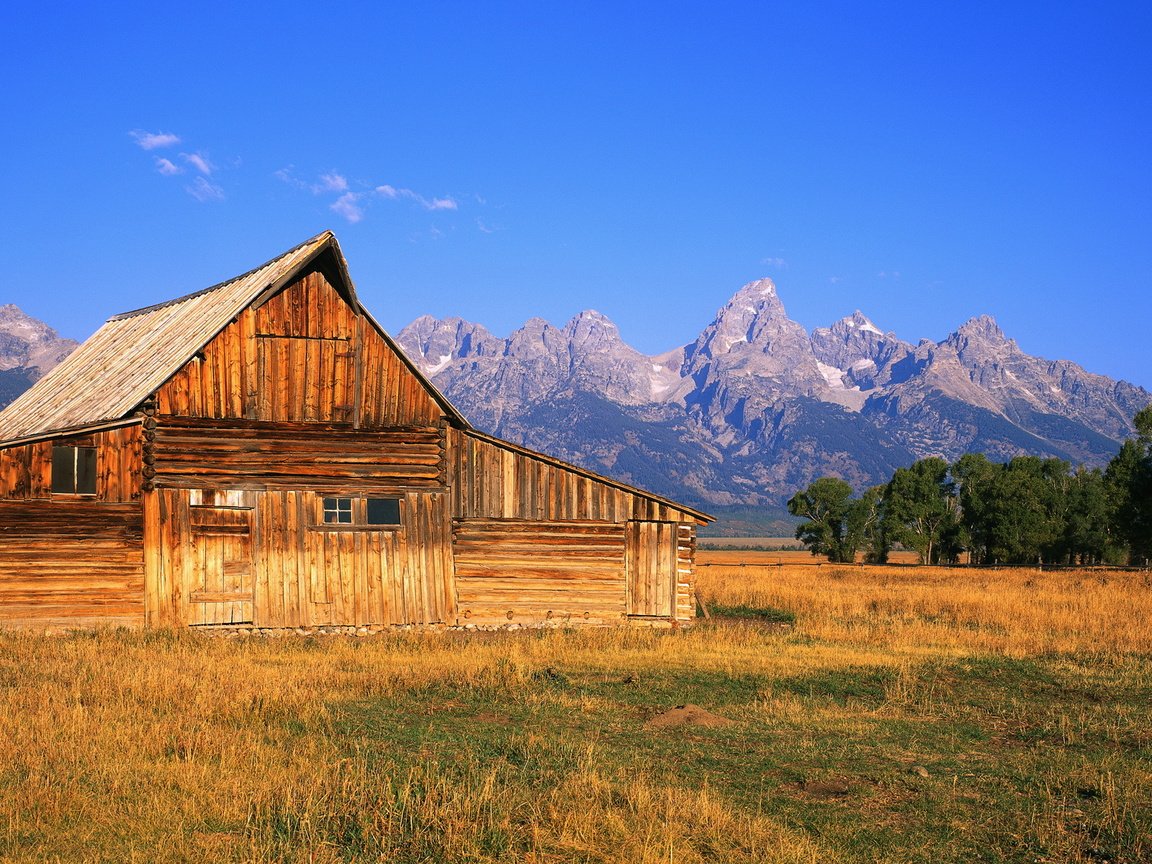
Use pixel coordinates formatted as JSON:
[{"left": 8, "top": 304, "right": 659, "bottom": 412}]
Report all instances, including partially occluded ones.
[
  {"left": 625, "top": 521, "right": 696, "bottom": 621},
  {"left": 453, "top": 519, "right": 628, "bottom": 625},
  {"left": 447, "top": 429, "right": 699, "bottom": 625},
  {"left": 155, "top": 268, "right": 444, "bottom": 428},
  {"left": 148, "top": 417, "right": 445, "bottom": 492},
  {"left": 448, "top": 429, "right": 695, "bottom": 523},
  {"left": 0, "top": 500, "right": 144, "bottom": 627},
  {"left": 147, "top": 488, "right": 453, "bottom": 628},
  {"left": 0, "top": 426, "right": 145, "bottom": 627},
  {"left": 0, "top": 426, "right": 141, "bottom": 502}
]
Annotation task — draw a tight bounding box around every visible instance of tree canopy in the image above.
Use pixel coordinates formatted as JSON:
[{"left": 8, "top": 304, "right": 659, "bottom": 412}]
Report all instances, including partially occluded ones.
[{"left": 787, "top": 406, "right": 1152, "bottom": 565}]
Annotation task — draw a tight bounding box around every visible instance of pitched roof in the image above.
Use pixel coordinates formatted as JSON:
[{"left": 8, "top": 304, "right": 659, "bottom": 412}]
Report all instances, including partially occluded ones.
[{"left": 0, "top": 231, "right": 466, "bottom": 444}]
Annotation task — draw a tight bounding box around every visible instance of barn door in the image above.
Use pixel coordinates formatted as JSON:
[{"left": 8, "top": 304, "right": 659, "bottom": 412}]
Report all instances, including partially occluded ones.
[
  {"left": 187, "top": 490, "right": 256, "bottom": 625},
  {"left": 625, "top": 521, "right": 678, "bottom": 619}
]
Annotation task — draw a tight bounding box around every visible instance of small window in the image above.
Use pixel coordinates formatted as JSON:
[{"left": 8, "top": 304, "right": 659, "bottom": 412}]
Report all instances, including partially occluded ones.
[
  {"left": 366, "top": 498, "right": 401, "bottom": 526},
  {"left": 316, "top": 495, "right": 403, "bottom": 529},
  {"left": 323, "top": 497, "right": 353, "bottom": 524},
  {"left": 51, "top": 446, "right": 97, "bottom": 495}
]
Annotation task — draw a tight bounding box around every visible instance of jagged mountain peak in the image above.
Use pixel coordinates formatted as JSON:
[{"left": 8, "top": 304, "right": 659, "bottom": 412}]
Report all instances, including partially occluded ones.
[
  {"left": 844, "top": 310, "right": 883, "bottom": 334},
  {"left": 562, "top": 309, "right": 621, "bottom": 345},
  {"left": 0, "top": 304, "right": 79, "bottom": 375},
  {"left": 716, "top": 278, "right": 786, "bottom": 319},
  {"left": 953, "top": 314, "right": 1009, "bottom": 342},
  {"left": 731, "top": 277, "right": 779, "bottom": 299}
]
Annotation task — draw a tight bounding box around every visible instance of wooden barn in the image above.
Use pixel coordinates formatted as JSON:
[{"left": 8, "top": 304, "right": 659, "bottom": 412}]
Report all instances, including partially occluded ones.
[{"left": 0, "top": 232, "right": 711, "bottom": 630}]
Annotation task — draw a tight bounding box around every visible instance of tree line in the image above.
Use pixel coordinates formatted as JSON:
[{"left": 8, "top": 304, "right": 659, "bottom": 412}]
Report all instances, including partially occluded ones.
[{"left": 787, "top": 407, "right": 1152, "bottom": 566}]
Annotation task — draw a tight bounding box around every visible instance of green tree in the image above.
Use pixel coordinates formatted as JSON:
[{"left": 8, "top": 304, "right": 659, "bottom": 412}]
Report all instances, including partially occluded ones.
[
  {"left": 985, "top": 457, "right": 1067, "bottom": 565},
  {"left": 882, "top": 457, "right": 960, "bottom": 564},
  {"left": 1106, "top": 405, "right": 1152, "bottom": 563},
  {"left": 787, "top": 477, "right": 858, "bottom": 563},
  {"left": 1060, "top": 467, "right": 1119, "bottom": 565},
  {"left": 848, "top": 484, "right": 890, "bottom": 563},
  {"left": 953, "top": 453, "right": 998, "bottom": 564}
]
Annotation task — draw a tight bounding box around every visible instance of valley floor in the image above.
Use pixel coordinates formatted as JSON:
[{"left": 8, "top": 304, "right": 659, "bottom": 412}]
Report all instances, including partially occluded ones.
[{"left": 1, "top": 564, "right": 1149, "bottom": 863}]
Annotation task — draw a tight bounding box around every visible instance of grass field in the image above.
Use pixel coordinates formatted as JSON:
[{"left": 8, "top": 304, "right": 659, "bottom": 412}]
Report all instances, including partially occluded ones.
[
  {"left": 697, "top": 540, "right": 922, "bottom": 564},
  {"left": 1, "top": 563, "right": 1149, "bottom": 863}
]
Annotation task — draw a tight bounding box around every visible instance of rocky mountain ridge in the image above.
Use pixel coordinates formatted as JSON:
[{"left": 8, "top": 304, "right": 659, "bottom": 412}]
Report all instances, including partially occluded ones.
[
  {"left": 0, "top": 305, "right": 78, "bottom": 410},
  {"left": 397, "top": 279, "right": 1150, "bottom": 508}
]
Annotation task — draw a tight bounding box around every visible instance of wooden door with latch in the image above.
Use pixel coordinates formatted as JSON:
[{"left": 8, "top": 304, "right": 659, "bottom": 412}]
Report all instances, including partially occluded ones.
[{"left": 186, "top": 489, "right": 256, "bottom": 625}]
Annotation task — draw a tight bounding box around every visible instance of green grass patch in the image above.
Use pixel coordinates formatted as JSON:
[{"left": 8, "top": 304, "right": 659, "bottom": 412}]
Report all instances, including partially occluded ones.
[{"left": 707, "top": 602, "right": 797, "bottom": 624}]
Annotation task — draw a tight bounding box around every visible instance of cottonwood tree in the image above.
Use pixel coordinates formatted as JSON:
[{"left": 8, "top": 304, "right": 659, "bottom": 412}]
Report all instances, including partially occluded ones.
[
  {"left": 882, "top": 457, "right": 961, "bottom": 564},
  {"left": 788, "top": 478, "right": 888, "bottom": 563},
  {"left": 1106, "top": 405, "right": 1152, "bottom": 564},
  {"left": 788, "top": 477, "right": 857, "bottom": 563}
]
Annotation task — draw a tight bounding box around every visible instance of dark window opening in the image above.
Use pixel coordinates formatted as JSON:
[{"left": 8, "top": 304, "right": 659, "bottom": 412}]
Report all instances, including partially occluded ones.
[
  {"left": 366, "top": 497, "right": 401, "bottom": 526},
  {"left": 51, "top": 446, "right": 97, "bottom": 495}
]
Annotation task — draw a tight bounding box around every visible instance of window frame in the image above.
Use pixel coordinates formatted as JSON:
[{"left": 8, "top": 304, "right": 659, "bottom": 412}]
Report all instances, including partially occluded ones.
[
  {"left": 50, "top": 445, "right": 98, "bottom": 496},
  {"left": 315, "top": 495, "right": 404, "bottom": 531}
]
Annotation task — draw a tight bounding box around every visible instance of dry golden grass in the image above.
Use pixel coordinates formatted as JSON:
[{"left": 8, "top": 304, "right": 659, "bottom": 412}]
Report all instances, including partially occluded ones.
[
  {"left": 0, "top": 628, "right": 833, "bottom": 863},
  {"left": 1, "top": 563, "right": 1148, "bottom": 862},
  {"left": 697, "top": 562, "right": 1152, "bottom": 657}
]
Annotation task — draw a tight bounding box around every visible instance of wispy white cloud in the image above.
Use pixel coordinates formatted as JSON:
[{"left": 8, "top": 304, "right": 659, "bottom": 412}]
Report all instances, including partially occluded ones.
[
  {"left": 316, "top": 172, "right": 348, "bottom": 193},
  {"left": 155, "top": 157, "right": 182, "bottom": 176},
  {"left": 376, "top": 184, "right": 458, "bottom": 211},
  {"left": 760, "top": 256, "right": 787, "bottom": 268},
  {"left": 275, "top": 169, "right": 468, "bottom": 224},
  {"left": 330, "top": 192, "right": 364, "bottom": 223},
  {"left": 274, "top": 167, "right": 306, "bottom": 189},
  {"left": 181, "top": 152, "right": 214, "bottom": 175},
  {"left": 186, "top": 176, "right": 225, "bottom": 202},
  {"left": 828, "top": 276, "right": 844, "bottom": 285},
  {"left": 131, "top": 129, "right": 180, "bottom": 150},
  {"left": 876, "top": 270, "right": 902, "bottom": 279}
]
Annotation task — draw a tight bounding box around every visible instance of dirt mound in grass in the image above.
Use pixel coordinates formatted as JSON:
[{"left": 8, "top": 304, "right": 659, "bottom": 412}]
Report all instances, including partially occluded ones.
[{"left": 644, "top": 704, "right": 734, "bottom": 729}]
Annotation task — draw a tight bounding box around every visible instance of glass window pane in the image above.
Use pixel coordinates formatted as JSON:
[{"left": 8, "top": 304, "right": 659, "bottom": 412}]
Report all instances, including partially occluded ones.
[
  {"left": 51, "top": 447, "right": 75, "bottom": 493},
  {"left": 366, "top": 498, "right": 401, "bottom": 525},
  {"left": 323, "top": 497, "right": 352, "bottom": 524},
  {"left": 76, "top": 448, "right": 97, "bottom": 495}
]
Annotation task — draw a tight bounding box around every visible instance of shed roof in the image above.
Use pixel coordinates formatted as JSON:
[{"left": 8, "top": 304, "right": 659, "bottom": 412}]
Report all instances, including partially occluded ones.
[{"left": 0, "top": 231, "right": 466, "bottom": 444}]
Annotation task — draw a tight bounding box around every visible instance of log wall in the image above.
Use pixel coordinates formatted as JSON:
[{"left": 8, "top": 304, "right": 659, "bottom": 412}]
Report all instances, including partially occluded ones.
[
  {"left": 447, "top": 429, "right": 700, "bottom": 626},
  {"left": 453, "top": 519, "right": 628, "bottom": 625},
  {"left": 0, "top": 499, "right": 144, "bottom": 627},
  {"left": 148, "top": 417, "right": 445, "bottom": 492}
]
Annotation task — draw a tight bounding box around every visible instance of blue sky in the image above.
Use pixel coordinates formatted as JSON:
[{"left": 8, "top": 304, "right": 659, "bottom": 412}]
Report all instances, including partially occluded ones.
[{"left": 2, "top": 2, "right": 1150, "bottom": 388}]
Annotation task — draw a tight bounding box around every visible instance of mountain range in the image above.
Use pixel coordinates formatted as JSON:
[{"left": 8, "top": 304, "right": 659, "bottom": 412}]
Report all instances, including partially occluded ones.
[
  {"left": 395, "top": 279, "right": 1149, "bottom": 519},
  {"left": 1, "top": 284, "right": 1147, "bottom": 532}
]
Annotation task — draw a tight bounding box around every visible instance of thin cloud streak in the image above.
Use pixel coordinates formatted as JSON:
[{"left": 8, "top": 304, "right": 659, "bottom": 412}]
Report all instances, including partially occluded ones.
[
  {"left": 376, "top": 184, "right": 458, "bottom": 211},
  {"left": 181, "top": 152, "right": 214, "bottom": 175},
  {"left": 186, "top": 176, "right": 224, "bottom": 202},
  {"left": 131, "top": 130, "right": 180, "bottom": 150}
]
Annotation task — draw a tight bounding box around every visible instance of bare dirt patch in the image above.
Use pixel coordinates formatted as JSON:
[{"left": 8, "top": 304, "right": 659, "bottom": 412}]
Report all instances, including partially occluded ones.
[{"left": 644, "top": 703, "right": 734, "bottom": 730}]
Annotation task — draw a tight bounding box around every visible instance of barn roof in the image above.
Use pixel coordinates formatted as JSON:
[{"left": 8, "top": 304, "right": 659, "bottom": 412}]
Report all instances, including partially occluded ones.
[{"left": 0, "top": 231, "right": 467, "bottom": 444}]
